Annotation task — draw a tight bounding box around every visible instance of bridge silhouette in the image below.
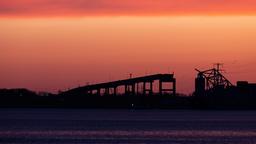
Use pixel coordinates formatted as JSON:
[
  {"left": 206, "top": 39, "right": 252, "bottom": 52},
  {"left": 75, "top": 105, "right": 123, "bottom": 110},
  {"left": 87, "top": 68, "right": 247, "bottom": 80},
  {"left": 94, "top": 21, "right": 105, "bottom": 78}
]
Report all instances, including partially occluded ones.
[
  {"left": 1, "top": 65, "right": 256, "bottom": 109},
  {"left": 62, "top": 74, "right": 176, "bottom": 97}
]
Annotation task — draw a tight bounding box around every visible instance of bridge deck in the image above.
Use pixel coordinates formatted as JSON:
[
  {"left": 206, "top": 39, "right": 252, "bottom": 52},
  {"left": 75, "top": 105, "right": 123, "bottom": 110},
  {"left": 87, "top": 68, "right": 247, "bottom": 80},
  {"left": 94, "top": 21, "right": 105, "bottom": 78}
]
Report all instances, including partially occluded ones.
[{"left": 63, "top": 74, "right": 176, "bottom": 96}]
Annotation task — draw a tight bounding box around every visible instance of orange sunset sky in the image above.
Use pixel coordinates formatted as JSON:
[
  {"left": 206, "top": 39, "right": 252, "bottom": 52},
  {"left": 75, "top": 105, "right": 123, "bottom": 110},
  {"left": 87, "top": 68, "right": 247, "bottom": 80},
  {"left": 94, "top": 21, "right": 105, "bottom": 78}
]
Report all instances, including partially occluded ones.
[{"left": 1, "top": 0, "right": 256, "bottom": 94}]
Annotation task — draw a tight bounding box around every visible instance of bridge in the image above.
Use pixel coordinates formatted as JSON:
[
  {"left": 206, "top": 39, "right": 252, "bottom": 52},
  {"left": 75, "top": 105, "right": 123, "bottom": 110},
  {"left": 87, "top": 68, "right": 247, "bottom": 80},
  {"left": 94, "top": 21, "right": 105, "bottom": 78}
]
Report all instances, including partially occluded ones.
[{"left": 62, "top": 74, "right": 176, "bottom": 96}]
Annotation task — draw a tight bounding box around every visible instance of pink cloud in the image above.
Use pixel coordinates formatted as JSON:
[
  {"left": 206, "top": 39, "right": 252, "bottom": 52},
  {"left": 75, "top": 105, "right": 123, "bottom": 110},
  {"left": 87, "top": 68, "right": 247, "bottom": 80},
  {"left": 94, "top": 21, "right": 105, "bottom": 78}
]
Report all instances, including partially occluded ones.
[{"left": 0, "top": 0, "right": 256, "bottom": 17}]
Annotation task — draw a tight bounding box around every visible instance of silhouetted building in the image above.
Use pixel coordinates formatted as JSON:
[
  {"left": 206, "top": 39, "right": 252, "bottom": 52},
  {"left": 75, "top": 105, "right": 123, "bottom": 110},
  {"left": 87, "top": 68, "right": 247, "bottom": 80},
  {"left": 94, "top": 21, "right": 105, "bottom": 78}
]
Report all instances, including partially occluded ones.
[
  {"left": 236, "top": 81, "right": 256, "bottom": 97},
  {"left": 195, "top": 73, "right": 206, "bottom": 97}
]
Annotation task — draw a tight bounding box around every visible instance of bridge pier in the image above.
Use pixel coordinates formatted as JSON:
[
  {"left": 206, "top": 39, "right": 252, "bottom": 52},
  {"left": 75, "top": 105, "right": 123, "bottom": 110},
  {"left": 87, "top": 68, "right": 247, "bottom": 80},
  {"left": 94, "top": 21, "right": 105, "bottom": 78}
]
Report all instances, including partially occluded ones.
[
  {"left": 159, "top": 79, "right": 176, "bottom": 96},
  {"left": 125, "top": 84, "right": 136, "bottom": 95},
  {"left": 159, "top": 80, "right": 163, "bottom": 95},
  {"left": 113, "top": 87, "right": 117, "bottom": 96},
  {"left": 105, "top": 88, "right": 109, "bottom": 95},
  {"left": 97, "top": 89, "right": 101, "bottom": 96},
  {"left": 143, "top": 82, "right": 146, "bottom": 95},
  {"left": 143, "top": 81, "right": 153, "bottom": 95}
]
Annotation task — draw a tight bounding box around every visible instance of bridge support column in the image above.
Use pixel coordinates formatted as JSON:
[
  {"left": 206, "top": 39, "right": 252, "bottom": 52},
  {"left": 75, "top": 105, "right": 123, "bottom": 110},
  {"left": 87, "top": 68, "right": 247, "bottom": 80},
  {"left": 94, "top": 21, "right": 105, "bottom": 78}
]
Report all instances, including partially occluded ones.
[
  {"left": 97, "top": 89, "right": 101, "bottom": 96},
  {"left": 125, "top": 85, "right": 128, "bottom": 95},
  {"left": 125, "top": 84, "right": 135, "bottom": 95},
  {"left": 173, "top": 79, "right": 176, "bottom": 96},
  {"left": 132, "top": 84, "right": 135, "bottom": 95},
  {"left": 87, "top": 90, "right": 92, "bottom": 95},
  {"left": 105, "top": 88, "right": 109, "bottom": 95},
  {"left": 159, "top": 80, "right": 162, "bottom": 95},
  {"left": 142, "top": 81, "right": 154, "bottom": 95},
  {"left": 158, "top": 79, "right": 176, "bottom": 96},
  {"left": 149, "top": 81, "right": 153, "bottom": 95},
  {"left": 143, "top": 82, "right": 146, "bottom": 95},
  {"left": 136, "top": 83, "right": 139, "bottom": 95},
  {"left": 113, "top": 87, "right": 117, "bottom": 96}
]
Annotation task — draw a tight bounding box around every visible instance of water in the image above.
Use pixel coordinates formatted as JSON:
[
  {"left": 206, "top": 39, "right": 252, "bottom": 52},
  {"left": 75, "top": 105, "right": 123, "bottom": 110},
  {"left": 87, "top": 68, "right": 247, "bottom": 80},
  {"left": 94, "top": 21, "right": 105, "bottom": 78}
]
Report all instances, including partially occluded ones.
[{"left": 0, "top": 109, "right": 256, "bottom": 144}]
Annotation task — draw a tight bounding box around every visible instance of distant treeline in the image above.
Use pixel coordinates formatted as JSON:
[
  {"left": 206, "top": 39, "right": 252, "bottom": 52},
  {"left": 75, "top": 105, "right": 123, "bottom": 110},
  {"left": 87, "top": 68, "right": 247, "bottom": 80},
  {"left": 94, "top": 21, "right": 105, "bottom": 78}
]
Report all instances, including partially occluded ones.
[{"left": 0, "top": 88, "right": 256, "bottom": 109}]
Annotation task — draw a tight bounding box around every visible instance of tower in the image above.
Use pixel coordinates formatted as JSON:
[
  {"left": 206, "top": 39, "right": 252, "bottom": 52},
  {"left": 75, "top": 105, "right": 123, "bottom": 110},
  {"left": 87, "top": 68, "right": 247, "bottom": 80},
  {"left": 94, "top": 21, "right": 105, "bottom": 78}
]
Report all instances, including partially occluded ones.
[{"left": 195, "top": 72, "right": 206, "bottom": 96}]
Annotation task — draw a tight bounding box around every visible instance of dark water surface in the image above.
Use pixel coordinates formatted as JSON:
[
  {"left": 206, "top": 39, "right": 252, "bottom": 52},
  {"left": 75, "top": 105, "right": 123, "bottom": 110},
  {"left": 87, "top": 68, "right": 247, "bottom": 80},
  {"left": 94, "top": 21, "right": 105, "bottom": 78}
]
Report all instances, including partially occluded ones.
[{"left": 0, "top": 109, "right": 256, "bottom": 143}]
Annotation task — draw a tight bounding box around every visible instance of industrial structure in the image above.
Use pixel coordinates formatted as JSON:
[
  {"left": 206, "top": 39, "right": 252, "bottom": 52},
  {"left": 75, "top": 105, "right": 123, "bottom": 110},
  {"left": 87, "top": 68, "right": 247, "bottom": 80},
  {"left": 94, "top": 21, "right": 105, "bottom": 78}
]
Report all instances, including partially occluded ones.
[
  {"left": 62, "top": 74, "right": 176, "bottom": 97},
  {"left": 195, "top": 64, "right": 233, "bottom": 96},
  {"left": 194, "top": 64, "right": 256, "bottom": 103}
]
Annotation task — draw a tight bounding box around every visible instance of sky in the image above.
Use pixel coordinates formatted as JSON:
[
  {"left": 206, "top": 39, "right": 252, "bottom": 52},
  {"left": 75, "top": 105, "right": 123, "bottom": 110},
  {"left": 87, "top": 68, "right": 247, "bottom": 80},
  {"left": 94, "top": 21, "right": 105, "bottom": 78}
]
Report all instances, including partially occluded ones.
[{"left": 1, "top": 0, "right": 256, "bottom": 94}]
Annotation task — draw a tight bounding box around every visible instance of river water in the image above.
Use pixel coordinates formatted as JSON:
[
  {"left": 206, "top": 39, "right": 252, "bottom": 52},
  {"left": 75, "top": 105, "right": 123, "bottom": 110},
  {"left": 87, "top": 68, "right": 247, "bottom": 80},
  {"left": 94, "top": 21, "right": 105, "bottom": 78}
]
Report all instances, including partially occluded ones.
[{"left": 0, "top": 109, "right": 256, "bottom": 143}]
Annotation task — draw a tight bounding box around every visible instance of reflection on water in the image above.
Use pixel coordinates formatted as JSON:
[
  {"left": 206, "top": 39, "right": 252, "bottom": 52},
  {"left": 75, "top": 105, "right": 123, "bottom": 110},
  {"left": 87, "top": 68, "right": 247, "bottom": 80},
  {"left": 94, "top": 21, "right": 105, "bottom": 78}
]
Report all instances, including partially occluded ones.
[{"left": 0, "top": 109, "right": 256, "bottom": 144}]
